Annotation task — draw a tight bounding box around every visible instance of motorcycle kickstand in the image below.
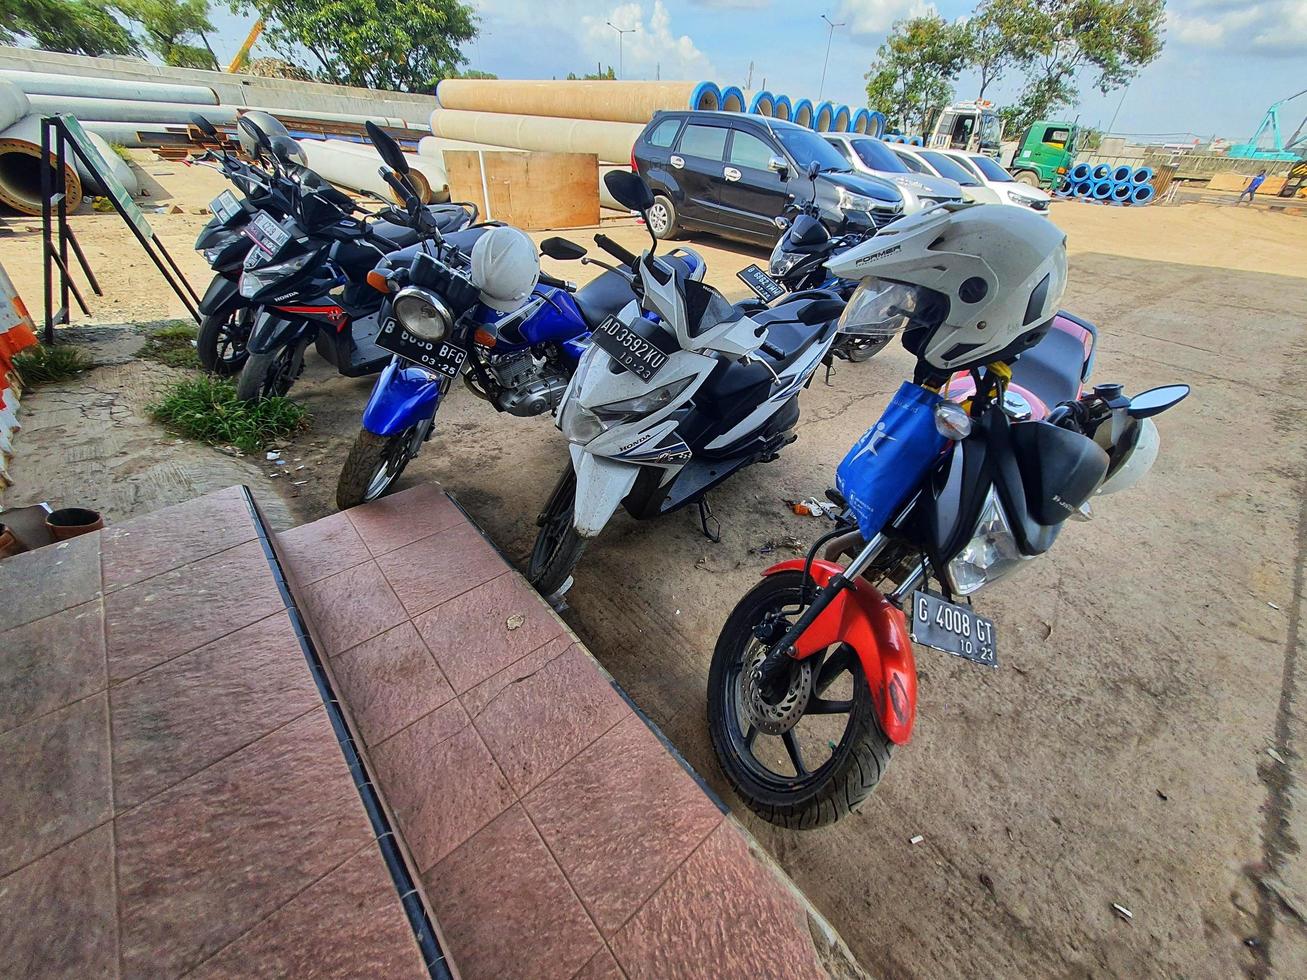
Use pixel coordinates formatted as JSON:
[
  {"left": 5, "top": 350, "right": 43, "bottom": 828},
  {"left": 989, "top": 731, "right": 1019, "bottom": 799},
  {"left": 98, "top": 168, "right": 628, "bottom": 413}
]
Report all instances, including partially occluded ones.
[
  {"left": 697, "top": 496, "right": 721, "bottom": 544},
  {"left": 822, "top": 351, "right": 836, "bottom": 385}
]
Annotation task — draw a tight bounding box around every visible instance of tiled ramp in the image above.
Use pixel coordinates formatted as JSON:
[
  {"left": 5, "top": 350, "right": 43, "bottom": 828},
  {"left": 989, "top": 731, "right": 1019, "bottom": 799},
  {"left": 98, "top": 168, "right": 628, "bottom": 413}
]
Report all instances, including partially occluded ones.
[{"left": 282, "top": 484, "right": 862, "bottom": 980}]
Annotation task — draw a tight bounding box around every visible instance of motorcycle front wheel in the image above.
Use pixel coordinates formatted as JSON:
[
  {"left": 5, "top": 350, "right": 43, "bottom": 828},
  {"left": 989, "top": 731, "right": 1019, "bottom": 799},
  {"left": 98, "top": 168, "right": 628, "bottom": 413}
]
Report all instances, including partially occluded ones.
[
  {"left": 235, "top": 339, "right": 307, "bottom": 402},
  {"left": 335, "top": 422, "right": 430, "bottom": 510},
  {"left": 197, "top": 307, "right": 252, "bottom": 376},
  {"left": 707, "top": 570, "right": 892, "bottom": 829},
  {"left": 527, "top": 465, "right": 587, "bottom": 598}
]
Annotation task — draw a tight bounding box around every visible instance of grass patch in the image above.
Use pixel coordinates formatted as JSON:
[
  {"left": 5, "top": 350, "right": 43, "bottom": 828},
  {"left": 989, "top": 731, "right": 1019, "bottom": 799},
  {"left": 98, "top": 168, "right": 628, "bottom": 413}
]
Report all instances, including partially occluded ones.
[
  {"left": 150, "top": 374, "right": 309, "bottom": 454},
  {"left": 13, "top": 343, "right": 94, "bottom": 385},
  {"left": 139, "top": 321, "right": 200, "bottom": 370}
]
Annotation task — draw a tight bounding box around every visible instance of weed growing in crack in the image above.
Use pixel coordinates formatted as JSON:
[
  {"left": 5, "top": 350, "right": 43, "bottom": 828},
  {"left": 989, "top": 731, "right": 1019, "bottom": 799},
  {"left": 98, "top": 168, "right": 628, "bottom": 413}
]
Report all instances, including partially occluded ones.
[
  {"left": 150, "top": 375, "right": 309, "bottom": 453},
  {"left": 13, "top": 344, "right": 94, "bottom": 385},
  {"left": 139, "top": 321, "right": 201, "bottom": 370}
]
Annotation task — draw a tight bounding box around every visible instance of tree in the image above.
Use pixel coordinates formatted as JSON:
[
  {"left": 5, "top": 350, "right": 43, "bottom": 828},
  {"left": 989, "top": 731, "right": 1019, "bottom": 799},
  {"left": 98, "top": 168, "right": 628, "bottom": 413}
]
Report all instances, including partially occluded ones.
[
  {"left": 567, "top": 65, "right": 616, "bottom": 81},
  {"left": 865, "top": 15, "right": 970, "bottom": 134},
  {"left": 1, "top": 0, "right": 140, "bottom": 56},
  {"left": 455, "top": 69, "right": 497, "bottom": 80},
  {"left": 236, "top": 0, "right": 478, "bottom": 92},
  {"left": 963, "top": 1, "right": 1042, "bottom": 101},
  {"left": 117, "top": 0, "right": 219, "bottom": 69}
]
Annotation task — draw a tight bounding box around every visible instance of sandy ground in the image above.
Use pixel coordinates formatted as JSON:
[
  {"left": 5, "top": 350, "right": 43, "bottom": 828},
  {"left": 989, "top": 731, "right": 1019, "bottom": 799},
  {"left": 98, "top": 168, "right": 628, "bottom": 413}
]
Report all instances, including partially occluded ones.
[{"left": 3, "top": 160, "right": 1307, "bottom": 978}]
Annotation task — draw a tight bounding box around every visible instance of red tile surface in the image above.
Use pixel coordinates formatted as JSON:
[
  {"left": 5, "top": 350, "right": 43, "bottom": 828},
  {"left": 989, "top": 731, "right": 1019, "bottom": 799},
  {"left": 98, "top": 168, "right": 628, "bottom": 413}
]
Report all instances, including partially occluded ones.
[
  {"left": 610, "top": 822, "right": 825, "bottom": 980},
  {"left": 370, "top": 699, "right": 514, "bottom": 872},
  {"left": 330, "top": 621, "right": 453, "bottom": 746},
  {"left": 376, "top": 522, "right": 506, "bottom": 617},
  {"left": 101, "top": 486, "right": 255, "bottom": 591},
  {"left": 459, "top": 633, "right": 574, "bottom": 721},
  {"left": 110, "top": 611, "right": 320, "bottom": 809},
  {"left": 116, "top": 708, "right": 375, "bottom": 977},
  {"left": 0, "top": 694, "right": 111, "bottom": 877},
  {"left": 424, "top": 805, "right": 603, "bottom": 980},
  {"left": 276, "top": 510, "right": 373, "bottom": 587},
  {"left": 298, "top": 560, "right": 408, "bottom": 658},
  {"left": 187, "top": 846, "right": 427, "bottom": 979},
  {"left": 345, "top": 483, "right": 468, "bottom": 557},
  {"left": 470, "top": 643, "right": 630, "bottom": 794},
  {"left": 0, "top": 598, "right": 104, "bottom": 735},
  {"left": 0, "top": 531, "right": 101, "bottom": 632},
  {"left": 0, "top": 825, "right": 118, "bottom": 978},
  {"left": 414, "top": 571, "right": 566, "bottom": 694},
  {"left": 525, "top": 714, "right": 724, "bottom": 936},
  {"left": 104, "top": 539, "right": 285, "bottom": 682},
  {"left": 574, "top": 947, "right": 625, "bottom": 980}
]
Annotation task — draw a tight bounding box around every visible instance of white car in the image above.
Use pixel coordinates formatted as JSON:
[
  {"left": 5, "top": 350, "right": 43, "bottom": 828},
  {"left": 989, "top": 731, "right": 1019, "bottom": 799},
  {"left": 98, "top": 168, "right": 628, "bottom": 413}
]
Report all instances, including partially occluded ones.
[
  {"left": 936, "top": 148, "right": 1052, "bottom": 214},
  {"left": 823, "top": 133, "right": 964, "bottom": 214},
  {"left": 888, "top": 145, "right": 1003, "bottom": 205}
]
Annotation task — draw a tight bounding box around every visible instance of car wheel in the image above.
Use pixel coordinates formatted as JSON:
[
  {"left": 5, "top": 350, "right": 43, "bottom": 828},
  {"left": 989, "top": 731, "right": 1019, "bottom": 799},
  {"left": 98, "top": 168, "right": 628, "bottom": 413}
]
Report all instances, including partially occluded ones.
[
  {"left": 1014, "top": 171, "right": 1041, "bottom": 187},
  {"left": 647, "top": 195, "right": 680, "bottom": 239}
]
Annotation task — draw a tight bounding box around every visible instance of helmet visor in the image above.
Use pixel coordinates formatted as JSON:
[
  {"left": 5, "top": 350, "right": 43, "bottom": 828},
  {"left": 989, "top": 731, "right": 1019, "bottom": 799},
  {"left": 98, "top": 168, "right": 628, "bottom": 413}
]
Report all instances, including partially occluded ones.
[{"left": 837, "top": 278, "right": 926, "bottom": 337}]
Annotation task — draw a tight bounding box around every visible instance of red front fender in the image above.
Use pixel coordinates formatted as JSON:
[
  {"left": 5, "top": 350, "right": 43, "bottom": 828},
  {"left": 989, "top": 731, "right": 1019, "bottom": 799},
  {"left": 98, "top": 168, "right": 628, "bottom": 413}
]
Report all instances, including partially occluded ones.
[{"left": 763, "top": 558, "right": 917, "bottom": 744}]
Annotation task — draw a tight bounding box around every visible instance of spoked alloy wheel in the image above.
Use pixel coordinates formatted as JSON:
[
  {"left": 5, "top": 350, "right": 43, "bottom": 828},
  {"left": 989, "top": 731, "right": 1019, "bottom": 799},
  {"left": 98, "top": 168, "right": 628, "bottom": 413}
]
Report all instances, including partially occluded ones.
[
  {"left": 334, "top": 420, "right": 431, "bottom": 510},
  {"left": 707, "top": 570, "right": 892, "bottom": 829},
  {"left": 197, "top": 307, "right": 253, "bottom": 376},
  {"left": 235, "top": 339, "right": 307, "bottom": 402},
  {"left": 527, "top": 465, "right": 587, "bottom": 598},
  {"left": 647, "top": 195, "right": 679, "bottom": 239}
]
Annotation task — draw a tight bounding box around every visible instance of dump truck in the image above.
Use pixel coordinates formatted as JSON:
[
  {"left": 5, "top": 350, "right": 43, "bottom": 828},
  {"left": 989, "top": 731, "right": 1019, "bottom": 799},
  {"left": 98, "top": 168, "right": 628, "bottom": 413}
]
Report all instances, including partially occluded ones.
[{"left": 1007, "top": 119, "right": 1080, "bottom": 188}]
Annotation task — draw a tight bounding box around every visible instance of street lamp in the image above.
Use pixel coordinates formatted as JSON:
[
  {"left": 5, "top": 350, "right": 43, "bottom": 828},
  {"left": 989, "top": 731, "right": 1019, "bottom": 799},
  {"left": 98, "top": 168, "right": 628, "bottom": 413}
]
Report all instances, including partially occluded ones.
[
  {"left": 818, "top": 13, "right": 844, "bottom": 102},
  {"left": 606, "top": 21, "right": 635, "bottom": 79}
]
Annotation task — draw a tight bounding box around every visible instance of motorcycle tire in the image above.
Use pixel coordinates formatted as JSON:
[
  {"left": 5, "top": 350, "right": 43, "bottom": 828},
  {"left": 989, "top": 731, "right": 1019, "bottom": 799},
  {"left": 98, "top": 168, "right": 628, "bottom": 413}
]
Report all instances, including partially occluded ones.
[
  {"left": 837, "top": 335, "right": 890, "bottom": 363},
  {"left": 235, "top": 341, "right": 304, "bottom": 402},
  {"left": 197, "top": 307, "right": 252, "bottom": 376},
  {"left": 527, "top": 465, "right": 587, "bottom": 598},
  {"left": 335, "top": 423, "right": 427, "bottom": 510},
  {"left": 707, "top": 570, "right": 892, "bottom": 829}
]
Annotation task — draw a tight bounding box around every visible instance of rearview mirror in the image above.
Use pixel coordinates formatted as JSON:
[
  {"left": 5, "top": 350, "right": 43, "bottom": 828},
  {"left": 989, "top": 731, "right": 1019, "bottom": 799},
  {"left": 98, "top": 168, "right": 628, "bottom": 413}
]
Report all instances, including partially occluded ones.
[
  {"left": 540, "top": 237, "right": 587, "bottom": 261},
  {"left": 1128, "top": 384, "right": 1190, "bottom": 419},
  {"left": 773, "top": 215, "right": 790, "bottom": 230},
  {"left": 237, "top": 115, "right": 272, "bottom": 158},
  {"left": 604, "top": 169, "right": 655, "bottom": 213},
  {"left": 191, "top": 114, "right": 219, "bottom": 140},
  {"left": 269, "top": 136, "right": 300, "bottom": 166},
  {"left": 806, "top": 160, "right": 822, "bottom": 180},
  {"left": 365, "top": 121, "right": 409, "bottom": 176}
]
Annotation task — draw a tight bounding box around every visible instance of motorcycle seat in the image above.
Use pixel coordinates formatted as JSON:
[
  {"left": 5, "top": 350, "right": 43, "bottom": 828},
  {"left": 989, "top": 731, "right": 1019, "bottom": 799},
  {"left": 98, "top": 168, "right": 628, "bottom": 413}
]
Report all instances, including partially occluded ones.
[
  {"left": 571, "top": 254, "right": 697, "bottom": 330},
  {"left": 1010, "top": 323, "right": 1089, "bottom": 410},
  {"left": 370, "top": 206, "right": 473, "bottom": 249},
  {"left": 370, "top": 220, "right": 421, "bottom": 248}
]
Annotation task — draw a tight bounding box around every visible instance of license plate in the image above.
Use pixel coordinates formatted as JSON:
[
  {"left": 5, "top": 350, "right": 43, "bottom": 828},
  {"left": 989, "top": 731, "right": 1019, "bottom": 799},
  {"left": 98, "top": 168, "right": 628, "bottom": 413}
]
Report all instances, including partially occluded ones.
[
  {"left": 210, "top": 190, "right": 241, "bottom": 224},
  {"left": 590, "top": 314, "right": 674, "bottom": 383},
  {"left": 244, "top": 211, "right": 292, "bottom": 257},
  {"left": 737, "top": 263, "right": 786, "bottom": 303},
  {"left": 909, "top": 591, "right": 997, "bottom": 667},
  {"left": 377, "top": 319, "right": 467, "bottom": 379}
]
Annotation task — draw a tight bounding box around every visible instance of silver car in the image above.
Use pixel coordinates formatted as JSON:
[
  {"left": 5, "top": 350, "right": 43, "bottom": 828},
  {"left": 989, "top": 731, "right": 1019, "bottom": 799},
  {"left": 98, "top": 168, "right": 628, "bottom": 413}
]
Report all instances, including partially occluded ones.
[{"left": 824, "top": 133, "right": 964, "bottom": 213}]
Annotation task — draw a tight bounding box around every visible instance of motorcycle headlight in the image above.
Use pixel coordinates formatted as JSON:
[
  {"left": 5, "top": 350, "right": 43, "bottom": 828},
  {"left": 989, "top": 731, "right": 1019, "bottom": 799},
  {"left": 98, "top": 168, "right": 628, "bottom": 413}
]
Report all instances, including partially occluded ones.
[
  {"left": 593, "top": 377, "right": 693, "bottom": 421},
  {"left": 393, "top": 286, "right": 453, "bottom": 342},
  {"left": 768, "top": 237, "right": 803, "bottom": 278},
  {"left": 560, "top": 398, "right": 604, "bottom": 444},
  {"left": 238, "top": 251, "right": 317, "bottom": 298},
  {"left": 945, "top": 488, "right": 1032, "bottom": 596},
  {"left": 837, "top": 278, "right": 921, "bottom": 337}
]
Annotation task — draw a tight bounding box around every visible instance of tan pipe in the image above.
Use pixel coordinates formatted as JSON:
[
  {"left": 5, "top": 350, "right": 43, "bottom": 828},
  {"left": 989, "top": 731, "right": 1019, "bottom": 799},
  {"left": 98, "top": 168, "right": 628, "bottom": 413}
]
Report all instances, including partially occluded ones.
[
  {"left": 435, "top": 79, "right": 700, "bottom": 124},
  {"left": 298, "top": 137, "right": 431, "bottom": 204},
  {"left": 430, "top": 108, "right": 642, "bottom": 166}
]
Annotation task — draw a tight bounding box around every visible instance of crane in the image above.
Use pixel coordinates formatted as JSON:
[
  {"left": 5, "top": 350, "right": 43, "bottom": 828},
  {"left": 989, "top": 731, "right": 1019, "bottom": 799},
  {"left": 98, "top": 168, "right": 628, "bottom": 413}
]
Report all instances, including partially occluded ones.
[{"left": 1228, "top": 87, "right": 1307, "bottom": 161}]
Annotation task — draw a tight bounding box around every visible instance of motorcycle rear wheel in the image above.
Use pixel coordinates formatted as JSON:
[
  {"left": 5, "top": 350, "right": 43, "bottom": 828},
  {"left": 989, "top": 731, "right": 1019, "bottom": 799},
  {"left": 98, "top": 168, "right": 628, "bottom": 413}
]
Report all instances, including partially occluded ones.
[
  {"left": 335, "top": 423, "right": 428, "bottom": 510},
  {"left": 836, "top": 335, "right": 890, "bottom": 363},
  {"left": 527, "top": 466, "right": 587, "bottom": 598},
  {"left": 707, "top": 570, "right": 892, "bottom": 829}
]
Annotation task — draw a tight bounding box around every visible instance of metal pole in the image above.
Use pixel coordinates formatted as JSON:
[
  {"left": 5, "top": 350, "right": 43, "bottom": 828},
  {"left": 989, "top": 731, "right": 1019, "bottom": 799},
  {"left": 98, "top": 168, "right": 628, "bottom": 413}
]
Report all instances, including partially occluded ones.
[
  {"left": 818, "top": 14, "right": 844, "bottom": 103},
  {"left": 1106, "top": 84, "right": 1131, "bottom": 138},
  {"left": 606, "top": 22, "right": 634, "bottom": 79}
]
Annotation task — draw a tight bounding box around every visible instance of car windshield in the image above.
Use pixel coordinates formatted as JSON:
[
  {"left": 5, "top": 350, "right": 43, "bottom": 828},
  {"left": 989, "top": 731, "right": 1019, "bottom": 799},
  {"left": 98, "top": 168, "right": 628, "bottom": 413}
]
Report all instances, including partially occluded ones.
[
  {"left": 850, "top": 138, "right": 910, "bottom": 173},
  {"left": 773, "top": 126, "right": 852, "bottom": 173},
  {"left": 968, "top": 154, "right": 1014, "bottom": 182},
  {"left": 920, "top": 151, "right": 980, "bottom": 185}
]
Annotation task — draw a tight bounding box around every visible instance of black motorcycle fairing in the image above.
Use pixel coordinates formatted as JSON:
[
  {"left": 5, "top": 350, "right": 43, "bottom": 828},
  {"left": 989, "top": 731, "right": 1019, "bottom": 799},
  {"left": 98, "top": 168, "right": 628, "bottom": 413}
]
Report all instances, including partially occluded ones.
[
  {"left": 246, "top": 310, "right": 313, "bottom": 354},
  {"left": 788, "top": 213, "right": 830, "bottom": 247},
  {"left": 1008, "top": 420, "right": 1108, "bottom": 527},
  {"left": 198, "top": 274, "right": 241, "bottom": 317}
]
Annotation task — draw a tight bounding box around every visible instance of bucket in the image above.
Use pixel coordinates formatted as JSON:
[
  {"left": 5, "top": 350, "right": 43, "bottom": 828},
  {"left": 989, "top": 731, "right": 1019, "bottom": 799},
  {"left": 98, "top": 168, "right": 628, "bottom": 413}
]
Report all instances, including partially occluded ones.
[{"left": 46, "top": 507, "right": 104, "bottom": 541}]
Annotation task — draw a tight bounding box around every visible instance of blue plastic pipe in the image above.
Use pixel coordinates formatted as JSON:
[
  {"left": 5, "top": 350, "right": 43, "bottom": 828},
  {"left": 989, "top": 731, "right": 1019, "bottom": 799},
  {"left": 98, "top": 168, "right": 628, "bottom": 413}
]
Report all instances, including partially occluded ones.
[
  {"left": 1111, "top": 182, "right": 1132, "bottom": 202},
  {"left": 1092, "top": 163, "right": 1111, "bottom": 181},
  {"left": 689, "top": 81, "right": 721, "bottom": 111},
  {"left": 1070, "top": 162, "right": 1092, "bottom": 182},
  {"left": 792, "top": 98, "right": 814, "bottom": 129},
  {"left": 1132, "top": 184, "right": 1155, "bottom": 205},
  {"left": 1111, "top": 164, "right": 1133, "bottom": 183},
  {"left": 1092, "top": 180, "right": 1113, "bottom": 200},
  {"left": 748, "top": 90, "right": 775, "bottom": 116},
  {"left": 1132, "top": 166, "right": 1154, "bottom": 185},
  {"left": 720, "top": 85, "right": 746, "bottom": 112}
]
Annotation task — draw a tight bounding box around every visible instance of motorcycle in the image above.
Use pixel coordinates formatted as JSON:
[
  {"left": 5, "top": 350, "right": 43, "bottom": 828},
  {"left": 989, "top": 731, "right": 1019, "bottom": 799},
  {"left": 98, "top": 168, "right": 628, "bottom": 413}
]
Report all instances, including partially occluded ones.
[
  {"left": 526, "top": 170, "right": 849, "bottom": 598},
  {"left": 232, "top": 117, "right": 474, "bottom": 401},
  {"left": 334, "top": 126, "right": 708, "bottom": 508},
  {"left": 705, "top": 242, "right": 1188, "bottom": 829}
]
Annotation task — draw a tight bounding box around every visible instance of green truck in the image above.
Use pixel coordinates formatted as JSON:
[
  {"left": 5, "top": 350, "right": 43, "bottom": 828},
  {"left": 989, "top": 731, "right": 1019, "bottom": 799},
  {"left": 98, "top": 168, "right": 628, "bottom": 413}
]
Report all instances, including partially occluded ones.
[{"left": 1008, "top": 120, "right": 1079, "bottom": 188}]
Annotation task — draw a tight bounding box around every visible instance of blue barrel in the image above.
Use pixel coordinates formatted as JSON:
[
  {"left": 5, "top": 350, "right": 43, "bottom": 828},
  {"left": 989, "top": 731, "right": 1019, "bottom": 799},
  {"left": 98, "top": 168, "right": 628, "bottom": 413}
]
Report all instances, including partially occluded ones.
[
  {"left": 1070, "top": 162, "right": 1092, "bottom": 182},
  {"left": 1092, "top": 163, "right": 1111, "bottom": 181},
  {"left": 792, "top": 98, "right": 814, "bottom": 128},
  {"left": 813, "top": 101, "right": 835, "bottom": 131},
  {"left": 866, "top": 110, "right": 887, "bottom": 138},
  {"left": 772, "top": 94, "right": 792, "bottom": 121},
  {"left": 689, "top": 81, "right": 721, "bottom": 111},
  {"left": 1132, "top": 166, "right": 1154, "bottom": 185},
  {"left": 1111, "top": 164, "right": 1133, "bottom": 183},
  {"left": 748, "top": 90, "right": 775, "bottom": 116},
  {"left": 1132, "top": 184, "right": 1155, "bottom": 205}
]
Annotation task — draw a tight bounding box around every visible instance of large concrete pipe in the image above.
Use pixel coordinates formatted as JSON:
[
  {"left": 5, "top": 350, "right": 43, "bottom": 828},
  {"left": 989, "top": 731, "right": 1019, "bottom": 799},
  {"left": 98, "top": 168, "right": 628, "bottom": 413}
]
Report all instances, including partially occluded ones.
[
  {"left": 748, "top": 90, "right": 775, "bottom": 117},
  {"left": 833, "top": 105, "right": 852, "bottom": 133},
  {"left": 1, "top": 79, "right": 29, "bottom": 132},
  {"left": 316, "top": 138, "right": 449, "bottom": 201},
  {"left": 720, "top": 86, "right": 746, "bottom": 112},
  {"left": 430, "top": 108, "right": 642, "bottom": 166},
  {"left": 79, "top": 121, "right": 191, "bottom": 148},
  {"left": 814, "top": 101, "right": 835, "bottom": 132},
  {"left": 25, "top": 94, "right": 238, "bottom": 126},
  {"left": 434, "top": 79, "right": 712, "bottom": 124},
  {"left": 690, "top": 81, "right": 722, "bottom": 111},
  {"left": 2, "top": 115, "right": 139, "bottom": 199},
  {"left": 0, "top": 69, "right": 218, "bottom": 106},
  {"left": 0, "top": 115, "right": 82, "bottom": 215},
  {"left": 850, "top": 108, "right": 870, "bottom": 134},
  {"left": 772, "top": 94, "right": 792, "bottom": 122},
  {"left": 866, "top": 110, "right": 887, "bottom": 138},
  {"left": 298, "top": 137, "right": 433, "bottom": 204},
  {"left": 792, "top": 99, "right": 813, "bottom": 129}
]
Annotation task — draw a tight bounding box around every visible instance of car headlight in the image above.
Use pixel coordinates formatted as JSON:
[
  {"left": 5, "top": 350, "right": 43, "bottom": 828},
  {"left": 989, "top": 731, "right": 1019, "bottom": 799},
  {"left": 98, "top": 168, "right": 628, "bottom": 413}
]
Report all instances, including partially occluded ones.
[
  {"left": 768, "top": 237, "right": 803, "bottom": 278},
  {"left": 393, "top": 286, "right": 453, "bottom": 342},
  {"left": 238, "top": 251, "right": 317, "bottom": 298},
  {"left": 945, "top": 488, "right": 1032, "bottom": 596},
  {"left": 837, "top": 187, "right": 879, "bottom": 213}
]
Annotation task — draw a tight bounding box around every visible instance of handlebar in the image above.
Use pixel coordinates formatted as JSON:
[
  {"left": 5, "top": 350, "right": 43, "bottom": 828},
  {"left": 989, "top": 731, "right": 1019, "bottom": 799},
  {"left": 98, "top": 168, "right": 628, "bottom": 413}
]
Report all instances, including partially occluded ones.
[
  {"left": 760, "top": 341, "right": 785, "bottom": 360},
  {"left": 594, "top": 233, "right": 638, "bottom": 267},
  {"left": 538, "top": 271, "right": 573, "bottom": 291}
]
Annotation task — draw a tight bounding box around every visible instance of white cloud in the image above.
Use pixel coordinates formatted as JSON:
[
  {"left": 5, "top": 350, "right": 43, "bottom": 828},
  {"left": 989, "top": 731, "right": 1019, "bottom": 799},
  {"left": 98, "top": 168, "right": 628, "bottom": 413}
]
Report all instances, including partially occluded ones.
[
  {"left": 838, "top": 0, "right": 934, "bottom": 37},
  {"left": 1167, "top": 0, "right": 1305, "bottom": 54},
  {"left": 581, "top": 2, "right": 713, "bottom": 79}
]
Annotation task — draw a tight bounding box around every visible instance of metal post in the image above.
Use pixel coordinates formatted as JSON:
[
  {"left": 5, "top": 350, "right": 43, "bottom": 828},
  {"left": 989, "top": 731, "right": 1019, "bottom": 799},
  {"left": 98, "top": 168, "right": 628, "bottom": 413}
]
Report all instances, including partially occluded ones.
[
  {"left": 818, "top": 14, "right": 844, "bottom": 103},
  {"left": 606, "top": 22, "right": 634, "bottom": 79}
]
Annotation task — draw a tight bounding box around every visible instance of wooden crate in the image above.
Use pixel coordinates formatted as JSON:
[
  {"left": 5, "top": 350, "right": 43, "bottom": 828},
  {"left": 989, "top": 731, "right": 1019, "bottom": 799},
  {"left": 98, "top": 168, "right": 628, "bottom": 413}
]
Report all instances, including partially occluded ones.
[{"left": 444, "top": 150, "right": 599, "bottom": 229}]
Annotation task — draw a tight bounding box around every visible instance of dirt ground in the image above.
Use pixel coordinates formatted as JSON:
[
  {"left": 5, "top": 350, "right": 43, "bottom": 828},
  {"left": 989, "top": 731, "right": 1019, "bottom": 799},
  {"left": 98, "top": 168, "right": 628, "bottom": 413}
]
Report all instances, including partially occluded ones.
[{"left": 3, "top": 159, "right": 1307, "bottom": 978}]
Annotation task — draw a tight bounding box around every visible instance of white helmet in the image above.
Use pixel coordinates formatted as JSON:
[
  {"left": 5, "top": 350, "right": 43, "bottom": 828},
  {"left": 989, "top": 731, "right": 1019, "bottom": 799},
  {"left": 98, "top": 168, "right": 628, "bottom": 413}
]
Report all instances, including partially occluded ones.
[
  {"left": 1096, "top": 418, "right": 1159, "bottom": 495},
  {"left": 470, "top": 226, "right": 540, "bottom": 313},
  {"left": 827, "top": 203, "right": 1068, "bottom": 373}
]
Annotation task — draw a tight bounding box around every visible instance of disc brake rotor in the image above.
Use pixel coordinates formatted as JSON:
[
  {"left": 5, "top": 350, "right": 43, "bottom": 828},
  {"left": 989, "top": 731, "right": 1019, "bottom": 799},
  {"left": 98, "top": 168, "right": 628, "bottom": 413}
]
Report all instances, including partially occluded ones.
[{"left": 739, "top": 642, "right": 812, "bottom": 736}]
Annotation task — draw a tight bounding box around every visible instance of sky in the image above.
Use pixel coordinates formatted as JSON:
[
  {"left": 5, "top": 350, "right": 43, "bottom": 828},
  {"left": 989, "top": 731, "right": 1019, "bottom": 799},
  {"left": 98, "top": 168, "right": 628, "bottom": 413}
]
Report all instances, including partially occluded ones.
[{"left": 204, "top": 0, "right": 1307, "bottom": 144}]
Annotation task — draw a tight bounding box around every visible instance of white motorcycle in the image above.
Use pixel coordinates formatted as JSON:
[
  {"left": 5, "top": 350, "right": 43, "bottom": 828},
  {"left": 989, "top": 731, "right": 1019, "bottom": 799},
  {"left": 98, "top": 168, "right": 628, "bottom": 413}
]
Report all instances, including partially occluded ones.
[{"left": 527, "top": 171, "right": 848, "bottom": 597}]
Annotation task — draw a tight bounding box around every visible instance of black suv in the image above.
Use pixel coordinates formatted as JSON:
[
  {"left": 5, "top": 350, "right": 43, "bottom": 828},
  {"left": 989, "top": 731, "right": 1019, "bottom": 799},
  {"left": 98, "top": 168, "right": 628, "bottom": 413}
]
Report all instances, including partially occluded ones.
[{"left": 631, "top": 110, "right": 903, "bottom": 246}]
